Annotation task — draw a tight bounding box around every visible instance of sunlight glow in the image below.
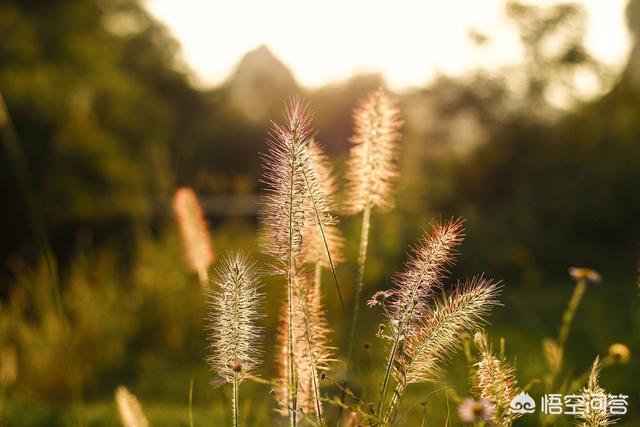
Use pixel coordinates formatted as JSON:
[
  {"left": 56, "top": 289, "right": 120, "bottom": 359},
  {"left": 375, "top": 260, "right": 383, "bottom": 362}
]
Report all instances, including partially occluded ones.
[{"left": 146, "top": 0, "right": 631, "bottom": 90}]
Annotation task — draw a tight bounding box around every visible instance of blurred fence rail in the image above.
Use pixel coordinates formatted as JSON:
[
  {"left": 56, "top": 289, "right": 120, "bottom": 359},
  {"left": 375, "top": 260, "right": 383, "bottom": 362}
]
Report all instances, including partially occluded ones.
[{"left": 157, "top": 194, "right": 259, "bottom": 217}]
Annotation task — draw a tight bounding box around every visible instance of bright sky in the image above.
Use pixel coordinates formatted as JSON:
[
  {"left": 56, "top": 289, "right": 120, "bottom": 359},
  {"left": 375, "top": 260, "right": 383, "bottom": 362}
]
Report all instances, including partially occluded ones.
[{"left": 146, "top": 0, "right": 631, "bottom": 90}]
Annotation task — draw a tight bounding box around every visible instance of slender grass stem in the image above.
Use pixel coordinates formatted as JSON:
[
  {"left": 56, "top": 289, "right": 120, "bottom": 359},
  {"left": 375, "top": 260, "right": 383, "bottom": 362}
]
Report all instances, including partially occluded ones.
[
  {"left": 233, "top": 373, "right": 239, "bottom": 427},
  {"left": 376, "top": 325, "right": 402, "bottom": 419},
  {"left": 376, "top": 275, "right": 426, "bottom": 420},
  {"left": 302, "top": 171, "right": 345, "bottom": 313},
  {"left": 286, "top": 128, "right": 299, "bottom": 427},
  {"left": 543, "top": 277, "right": 587, "bottom": 400},
  {"left": 287, "top": 269, "right": 298, "bottom": 427},
  {"left": 339, "top": 204, "right": 371, "bottom": 425},
  {"left": 558, "top": 278, "right": 586, "bottom": 349},
  {"left": 189, "top": 378, "right": 194, "bottom": 427},
  {"left": 292, "top": 274, "right": 324, "bottom": 425},
  {"left": 386, "top": 381, "right": 407, "bottom": 424},
  {"left": 346, "top": 203, "right": 371, "bottom": 376}
]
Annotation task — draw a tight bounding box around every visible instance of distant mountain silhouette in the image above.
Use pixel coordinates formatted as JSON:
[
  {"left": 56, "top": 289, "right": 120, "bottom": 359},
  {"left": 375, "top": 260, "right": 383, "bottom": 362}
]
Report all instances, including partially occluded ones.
[
  {"left": 624, "top": 0, "right": 640, "bottom": 89},
  {"left": 226, "top": 44, "right": 301, "bottom": 122}
]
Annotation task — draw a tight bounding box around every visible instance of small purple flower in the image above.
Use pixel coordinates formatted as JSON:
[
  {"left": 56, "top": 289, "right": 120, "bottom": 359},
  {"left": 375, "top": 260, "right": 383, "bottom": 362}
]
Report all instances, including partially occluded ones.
[
  {"left": 458, "top": 398, "right": 495, "bottom": 423},
  {"left": 367, "top": 290, "right": 393, "bottom": 307}
]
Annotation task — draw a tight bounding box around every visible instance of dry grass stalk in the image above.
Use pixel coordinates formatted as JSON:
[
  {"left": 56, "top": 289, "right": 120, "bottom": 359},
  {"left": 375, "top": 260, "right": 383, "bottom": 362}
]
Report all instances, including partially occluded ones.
[
  {"left": 262, "top": 98, "right": 336, "bottom": 425},
  {"left": 383, "top": 277, "right": 500, "bottom": 422},
  {"left": 369, "top": 221, "right": 499, "bottom": 422},
  {"left": 345, "top": 88, "right": 403, "bottom": 388},
  {"left": 115, "top": 386, "right": 148, "bottom": 427},
  {"left": 262, "top": 98, "right": 313, "bottom": 427},
  {"left": 373, "top": 220, "right": 463, "bottom": 414},
  {"left": 172, "top": 187, "right": 214, "bottom": 285}
]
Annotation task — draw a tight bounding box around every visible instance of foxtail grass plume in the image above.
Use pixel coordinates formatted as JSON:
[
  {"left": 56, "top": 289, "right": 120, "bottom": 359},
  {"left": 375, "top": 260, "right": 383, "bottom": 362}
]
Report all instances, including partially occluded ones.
[
  {"left": 473, "top": 331, "right": 520, "bottom": 426},
  {"left": 373, "top": 220, "right": 500, "bottom": 422},
  {"left": 206, "top": 253, "right": 263, "bottom": 383},
  {"left": 386, "top": 219, "right": 464, "bottom": 329},
  {"left": 344, "top": 88, "right": 402, "bottom": 391},
  {"left": 261, "top": 98, "right": 335, "bottom": 425},
  {"left": 399, "top": 277, "right": 500, "bottom": 384},
  {"left": 379, "top": 276, "right": 500, "bottom": 423},
  {"left": 578, "top": 357, "right": 615, "bottom": 427},
  {"left": 344, "top": 88, "right": 402, "bottom": 214},
  {"left": 207, "top": 253, "right": 263, "bottom": 427},
  {"left": 115, "top": 386, "right": 148, "bottom": 427},
  {"left": 261, "top": 97, "right": 315, "bottom": 274},
  {"left": 275, "top": 275, "right": 334, "bottom": 419},
  {"left": 172, "top": 187, "right": 214, "bottom": 285}
]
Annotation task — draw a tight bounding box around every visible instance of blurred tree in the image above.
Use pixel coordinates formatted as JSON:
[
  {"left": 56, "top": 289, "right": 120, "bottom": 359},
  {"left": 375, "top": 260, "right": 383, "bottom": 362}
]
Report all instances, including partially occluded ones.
[
  {"left": 0, "top": 0, "right": 216, "bottom": 280},
  {"left": 505, "top": 0, "right": 614, "bottom": 111},
  {"left": 407, "top": 1, "right": 640, "bottom": 281}
]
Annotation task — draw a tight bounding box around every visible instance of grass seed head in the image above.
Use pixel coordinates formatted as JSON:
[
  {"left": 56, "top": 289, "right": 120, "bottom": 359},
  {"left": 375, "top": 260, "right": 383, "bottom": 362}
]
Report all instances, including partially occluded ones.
[
  {"left": 172, "top": 187, "right": 214, "bottom": 284},
  {"left": 206, "top": 253, "right": 263, "bottom": 383},
  {"left": 344, "top": 88, "right": 403, "bottom": 214}
]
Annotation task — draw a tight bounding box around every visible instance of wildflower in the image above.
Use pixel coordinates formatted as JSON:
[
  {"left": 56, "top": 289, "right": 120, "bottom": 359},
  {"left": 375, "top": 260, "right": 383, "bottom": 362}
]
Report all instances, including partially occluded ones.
[
  {"left": 458, "top": 398, "right": 496, "bottom": 423},
  {"left": 367, "top": 290, "right": 393, "bottom": 307},
  {"left": 607, "top": 343, "right": 630, "bottom": 365},
  {"left": 568, "top": 267, "right": 602, "bottom": 284}
]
